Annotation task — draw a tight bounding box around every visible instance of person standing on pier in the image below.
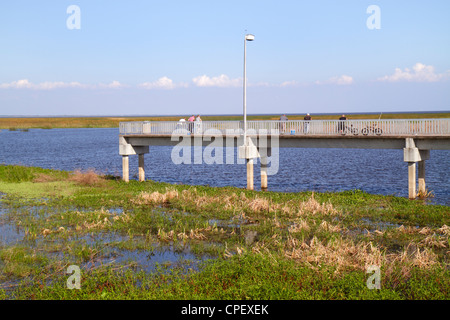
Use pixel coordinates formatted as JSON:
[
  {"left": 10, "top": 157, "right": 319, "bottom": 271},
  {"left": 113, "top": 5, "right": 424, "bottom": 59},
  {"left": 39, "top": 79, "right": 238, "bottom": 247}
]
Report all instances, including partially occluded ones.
[
  {"left": 177, "top": 118, "right": 186, "bottom": 131},
  {"left": 188, "top": 115, "right": 195, "bottom": 133},
  {"left": 195, "top": 115, "right": 202, "bottom": 134},
  {"left": 304, "top": 113, "right": 311, "bottom": 133},
  {"left": 338, "top": 114, "right": 347, "bottom": 133},
  {"left": 279, "top": 114, "right": 288, "bottom": 134}
]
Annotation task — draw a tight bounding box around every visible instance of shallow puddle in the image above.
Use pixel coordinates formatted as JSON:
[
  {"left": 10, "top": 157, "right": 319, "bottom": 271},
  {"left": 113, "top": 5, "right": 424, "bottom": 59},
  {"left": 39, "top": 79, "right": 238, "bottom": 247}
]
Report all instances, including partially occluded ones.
[
  {"left": 360, "top": 218, "right": 403, "bottom": 233},
  {"left": 0, "top": 199, "right": 215, "bottom": 280},
  {"left": 0, "top": 222, "right": 25, "bottom": 245}
]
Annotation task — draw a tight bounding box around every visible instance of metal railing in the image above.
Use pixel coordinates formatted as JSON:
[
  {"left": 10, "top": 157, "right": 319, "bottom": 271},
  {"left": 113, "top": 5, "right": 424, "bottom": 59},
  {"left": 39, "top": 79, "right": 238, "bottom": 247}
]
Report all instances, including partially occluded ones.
[{"left": 120, "top": 119, "right": 450, "bottom": 136}]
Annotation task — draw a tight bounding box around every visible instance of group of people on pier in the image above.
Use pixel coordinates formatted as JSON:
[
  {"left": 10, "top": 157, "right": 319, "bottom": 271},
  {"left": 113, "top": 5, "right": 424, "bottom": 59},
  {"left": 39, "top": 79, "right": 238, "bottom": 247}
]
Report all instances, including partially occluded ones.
[
  {"left": 178, "top": 115, "right": 202, "bottom": 133},
  {"left": 279, "top": 113, "right": 348, "bottom": 134}
]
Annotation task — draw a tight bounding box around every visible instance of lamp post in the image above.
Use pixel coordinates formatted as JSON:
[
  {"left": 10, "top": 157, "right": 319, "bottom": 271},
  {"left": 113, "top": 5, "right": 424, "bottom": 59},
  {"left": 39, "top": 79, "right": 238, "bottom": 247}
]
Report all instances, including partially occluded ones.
[
  {"left": 242, "top": 33, "right": 255, "bottom": 190},
  {"left": 243, "top": 33, "right": 254, "bottom": 146}
]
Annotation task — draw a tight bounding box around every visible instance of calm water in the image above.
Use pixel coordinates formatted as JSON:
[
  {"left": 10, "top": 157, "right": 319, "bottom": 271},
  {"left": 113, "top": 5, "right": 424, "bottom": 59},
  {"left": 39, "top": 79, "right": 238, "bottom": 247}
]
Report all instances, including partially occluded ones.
[{"left": 0, "top": 128, "right": 449, "bottom": 205}]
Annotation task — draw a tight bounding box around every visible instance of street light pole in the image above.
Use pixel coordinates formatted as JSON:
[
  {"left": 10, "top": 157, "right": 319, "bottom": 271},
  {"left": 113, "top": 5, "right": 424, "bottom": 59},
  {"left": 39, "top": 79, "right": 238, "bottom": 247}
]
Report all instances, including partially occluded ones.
[{"left": 243, "top": 34, "right": 254, "bottom": 146}]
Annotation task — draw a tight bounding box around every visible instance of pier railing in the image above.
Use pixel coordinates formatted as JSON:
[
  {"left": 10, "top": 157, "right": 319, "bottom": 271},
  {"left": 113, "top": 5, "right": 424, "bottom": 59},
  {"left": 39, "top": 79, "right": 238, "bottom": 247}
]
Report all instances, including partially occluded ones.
[{"left": 119, "top": 119, "right": 450, "bottom": 136}]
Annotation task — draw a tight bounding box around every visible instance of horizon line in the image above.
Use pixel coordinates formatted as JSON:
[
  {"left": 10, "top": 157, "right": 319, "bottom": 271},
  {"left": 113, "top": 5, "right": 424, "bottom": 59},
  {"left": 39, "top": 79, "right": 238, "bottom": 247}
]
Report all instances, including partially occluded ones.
[{"left": 1, "top": 110, "right": 450, "bottom": 118}]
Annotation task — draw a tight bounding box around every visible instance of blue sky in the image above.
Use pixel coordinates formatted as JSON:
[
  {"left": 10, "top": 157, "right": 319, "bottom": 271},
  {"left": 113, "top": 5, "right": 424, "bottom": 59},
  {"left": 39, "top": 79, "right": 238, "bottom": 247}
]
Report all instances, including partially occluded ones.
[{"left": 0, "top": 0, "right": 449, "bottom": 116}]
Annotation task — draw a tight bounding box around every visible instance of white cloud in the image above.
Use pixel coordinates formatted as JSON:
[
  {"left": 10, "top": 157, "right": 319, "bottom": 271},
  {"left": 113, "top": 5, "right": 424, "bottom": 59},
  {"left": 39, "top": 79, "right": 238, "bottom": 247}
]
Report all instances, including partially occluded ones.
[
  {"left": 39, "top": 81, "right": 87, "bottom": 89},
  {"left": 192, "top": 74, "right": 242, "bottom": 88},
  {"left": 279, "top": 80, "right": 300, "bottom": 87},
  {"left": 98, "top": 80, "right": 127, "bottom": 89},
  {"left": 0, "top": 79, "right": 89, "bottom": 90},
  {"left": 315, "top": 75, "right": 354, "bottom": 85},
  {"left": 0, "top": 79, "right": 33, "bottom": 89},
  {"left": 138, "top": 77, "right": 188, "bottom": 90},
  {"left": 378, "top": 63, "right": 450, "bottom": 82}
]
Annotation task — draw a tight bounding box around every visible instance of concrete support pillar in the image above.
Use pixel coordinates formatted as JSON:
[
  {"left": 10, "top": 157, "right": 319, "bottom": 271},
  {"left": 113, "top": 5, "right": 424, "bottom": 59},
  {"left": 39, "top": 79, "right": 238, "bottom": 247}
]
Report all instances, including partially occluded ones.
[
  {"left": 418, "top": 160, "right": 426, "bottom": 195},
  {"left": 408, "top": 162, "right": 416, "bottom": 199},
  {"left": 239, "top": 139, "right": 259, "bottom": 191},
  {"left": 247, "top": 158, "right": 254, "bottom": 190},
  {"left": 138, "top": 153, "right": 145, "bottom": 182},
  {"left": 260, "top": 157, "right": 268, "bottom": 191},
  {"left": 122, "top": 155, "right": 129, "bottom": 183},
  {"left": 119, "top": 136, "right": 149, "bottom": 183},
  {"left": 403, "top": 138, "right": 430, "bottom": 200}
]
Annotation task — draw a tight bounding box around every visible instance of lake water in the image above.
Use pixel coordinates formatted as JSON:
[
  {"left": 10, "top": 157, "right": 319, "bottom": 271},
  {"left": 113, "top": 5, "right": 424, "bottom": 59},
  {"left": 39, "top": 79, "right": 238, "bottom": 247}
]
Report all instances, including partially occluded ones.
[{"left": 0, "top": 128, "right": 449, "bottom": 206}]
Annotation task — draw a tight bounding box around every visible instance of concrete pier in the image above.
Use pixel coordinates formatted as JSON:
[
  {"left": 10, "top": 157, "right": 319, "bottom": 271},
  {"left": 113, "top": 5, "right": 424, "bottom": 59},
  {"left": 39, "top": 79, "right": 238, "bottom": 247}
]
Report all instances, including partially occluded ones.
[
  {"left": 238, "top": 139, "right": 259, "bottom": 191},
  {"left": 247, "top": 158, "right": 254, "bottom": 190},
  {"left": 418, "top": 160, "right": 426, "bottom": 195},
  {"left": 122, "top": 156, "right": 129, "bottom": 183},
  {"left": 408, "top": 162, "right": 416, "bottom": 199},
  {"left": 259, "top": 146, "right": 270, "bottom": 191},
  {"left": 260, "top": 157, "right": 268, "bottom": 191},
  {"left": 138, "top": 153, "right": 145, "bottom": 182},
  {"left": 119, "top": 119, "right": 450, "bottom": 198},
  {"left": 119, "top": 136, "right": 149, "bottom": 183},
  {"left": 403, "top": 138, "right": 431, "bottom": 199}
]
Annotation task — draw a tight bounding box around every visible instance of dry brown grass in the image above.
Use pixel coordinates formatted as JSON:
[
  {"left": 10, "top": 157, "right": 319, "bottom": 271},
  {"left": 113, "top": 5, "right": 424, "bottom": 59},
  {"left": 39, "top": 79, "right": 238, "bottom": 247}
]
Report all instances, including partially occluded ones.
[
  {"left": 131, "top": 189, "right": 341, "bottom": 226},
  {"left": 69, "top": 169, "right": 105, "bottom": 186},
  {"left": 127, "top": 186, "right": 445, "bottom": 279},
  {"left": 132, "top": 189, "right": 179, "bottom": 206},
  {"left": 438, "top": 224, "right": 450, "bottom": 236},
  {"left": 295, "top": 193, "right": 340, "bottom": 216},
  {"left": 33, "top": 173, "right": 60, "bottom": 183},
  {"left": 157, "top": 225, "right": 225, "bottom": 242},
  {"left": 284, "top": 236, "right": 383, "bottom": 272},
  {"left": 417, "top": 188, "right": 435, "bottom": 199},
  {"left": 247, "top": 197, "right": 271, "bottom": 213},
  {"left": 288, "top": 219, "right": 310, "bottom": 233},
  {"left": 283, "top": 235, "right": 438, "bottom": 276}
]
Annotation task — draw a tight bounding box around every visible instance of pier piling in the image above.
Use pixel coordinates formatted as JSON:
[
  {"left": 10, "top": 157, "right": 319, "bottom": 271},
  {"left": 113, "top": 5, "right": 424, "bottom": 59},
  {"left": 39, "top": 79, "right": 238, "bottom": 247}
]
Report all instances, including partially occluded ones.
[
  {"left": 418, "top": 160, "right": 426, "bottom": 195},
  {"left": 408, "top": 162, "right": 416, "bottom": 199},
  {"left": 138, "top": 153, "right": 145, "bottom": 182},
  {"left": 122, "top": 156, "right": 129, "bottom": 183},
  {"left": 247, "top": 158, "right": 254, "bottom": 190}
]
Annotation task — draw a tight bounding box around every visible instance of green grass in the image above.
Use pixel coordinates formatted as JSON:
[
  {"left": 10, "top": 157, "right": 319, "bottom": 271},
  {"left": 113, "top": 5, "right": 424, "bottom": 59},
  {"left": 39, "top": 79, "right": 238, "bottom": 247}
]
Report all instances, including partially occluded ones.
[{"left": 0, "top": 164, "right": 448, "bottom": 300}]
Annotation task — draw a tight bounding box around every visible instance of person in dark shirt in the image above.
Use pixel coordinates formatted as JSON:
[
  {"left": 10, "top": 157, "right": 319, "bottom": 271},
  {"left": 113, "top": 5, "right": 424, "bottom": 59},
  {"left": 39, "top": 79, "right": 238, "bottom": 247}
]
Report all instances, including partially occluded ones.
[
  {"left": 338, "top": 114, "right": 347, "bottom": 133},
  {"left": 304, "top": 113, "right": 311, "bottom": 133}
]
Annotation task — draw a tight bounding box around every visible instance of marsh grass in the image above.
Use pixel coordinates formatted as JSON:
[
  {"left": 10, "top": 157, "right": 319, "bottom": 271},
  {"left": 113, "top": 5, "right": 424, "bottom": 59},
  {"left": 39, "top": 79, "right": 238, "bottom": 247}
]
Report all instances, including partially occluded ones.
[
  {"left": 69, "top": 169, "right": 106, "bottom": 187},
  {"left": 417, "top": 188, "right": 435, "bottom": 200},
  {"left": 0, "top": 165, "right": 448, "bottom": 300},
  {"left": 1, "top": 113, "right": 449, "bottom": 130}
]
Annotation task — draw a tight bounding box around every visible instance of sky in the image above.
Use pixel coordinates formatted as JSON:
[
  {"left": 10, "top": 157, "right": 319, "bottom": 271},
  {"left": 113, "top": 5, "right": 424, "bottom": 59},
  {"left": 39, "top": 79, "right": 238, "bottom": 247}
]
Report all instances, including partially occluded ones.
[{"left": 0, "top": 0, "right": 449, "bottom": 116}]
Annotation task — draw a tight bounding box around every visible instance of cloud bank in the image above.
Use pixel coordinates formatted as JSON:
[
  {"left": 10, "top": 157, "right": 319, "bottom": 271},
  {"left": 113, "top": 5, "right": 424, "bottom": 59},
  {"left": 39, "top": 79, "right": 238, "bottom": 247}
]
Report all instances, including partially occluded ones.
[
  {"left": 0, "top": 79, "right": 128, "bottom": 90},
  {"left": 139, "top": 77, "right": 179, "bottom": 90},
  {"left": 2, "top": 63, "right": 448, "bottom": 92},
  {"left": 0, "top": 79, "right": 88, "bottom": 90},
  {"left": 315, "top": 75, "right": 354, "bottom": 85},
  {"left": 192, "top": 74, "right": 242, "bottom": 88},
  {"left": 378, "top": 63, "right": 450, "bottom": 82}
]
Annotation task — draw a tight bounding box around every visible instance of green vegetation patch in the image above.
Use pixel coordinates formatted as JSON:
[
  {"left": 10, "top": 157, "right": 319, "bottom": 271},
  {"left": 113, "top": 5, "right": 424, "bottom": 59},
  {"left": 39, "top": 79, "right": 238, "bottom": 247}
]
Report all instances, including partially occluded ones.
[{"left": 0, "top": 165, "right": 448, "bottom": 300}]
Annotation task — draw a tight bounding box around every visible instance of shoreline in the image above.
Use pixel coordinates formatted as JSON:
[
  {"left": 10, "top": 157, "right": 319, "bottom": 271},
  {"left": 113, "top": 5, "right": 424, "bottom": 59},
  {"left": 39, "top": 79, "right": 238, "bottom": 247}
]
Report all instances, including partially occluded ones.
[{"left": 1, "top": 112, "right": 450, "bottom": 130}]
